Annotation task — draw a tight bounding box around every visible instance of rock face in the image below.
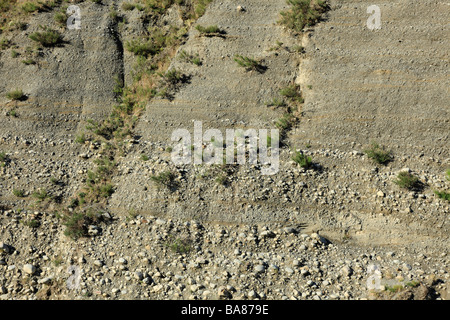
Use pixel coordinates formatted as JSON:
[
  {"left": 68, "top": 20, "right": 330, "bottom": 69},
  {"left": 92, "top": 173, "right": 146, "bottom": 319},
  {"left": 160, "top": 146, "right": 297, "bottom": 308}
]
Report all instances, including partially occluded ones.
[{"left": 0, "top": 0, "right": 448, "bottom": 300}]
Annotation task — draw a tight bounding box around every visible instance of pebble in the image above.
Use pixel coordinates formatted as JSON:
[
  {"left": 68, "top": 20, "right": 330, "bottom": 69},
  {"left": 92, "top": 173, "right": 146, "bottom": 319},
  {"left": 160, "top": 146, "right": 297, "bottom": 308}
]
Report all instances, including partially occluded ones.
[{"left": 23, "top": 264, "right": 36, "bottom": 275}]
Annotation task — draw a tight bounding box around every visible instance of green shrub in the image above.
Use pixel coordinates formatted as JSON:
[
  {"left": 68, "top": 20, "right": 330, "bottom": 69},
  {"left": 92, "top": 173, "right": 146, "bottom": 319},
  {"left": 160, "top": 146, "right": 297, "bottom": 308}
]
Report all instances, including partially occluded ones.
[
  {"left": 54, "top": 12, "right": 67, "bottom": 27},
  {"left": 62, "top": 213, "right": 88, "bottom": 240},
  {"left": 75, "top": 133, "right": 86, "bottom": 144},
  {"left": 22, "top": 59, "right": 36, "bottom": 65},
  {"left": 234, "top": 55, "right": 266, "bottom": 73},
  {"left": 22, "top": 219, "right": 40, "bottom": 228},
  {"left": 151, "top": 171, "right": 176, "bottom": 188},
  {"left": 196, "top": 24, "right": 222, "bottom": 35},
  {"left": 266, "top": 97, "right": 286, "bottom": 107},
  {"left": 364, "top": 142, "right": 393, "bottom": 165},
  {"left": 178, "top": 50, "right": 201, "bottom": 66},
  {"left": 292, "top": 150, "right": 313, "bottom": 169},
  {"left": 194, "top": 0, "right": 213, "bottom": 16},
  {"left": 394, "top": 171, "right": 421, "bottom": 191},
  {"left": 125, "top": 38, "right": 161, "bottom": 57},
  {"left": 22, "top": 2, "right": 40, "bottom": 13},
  {"left": 99, "top": 184, "right": 114, "bottom": 198},
  {"left": 122, "top": 2, "right": 135, "bottom": 10},
  {"left": 6, "top": 89, "right": 26, "bottom": 101},
  {"left": 29, "top": 27, "right": 63, "bottom": 47},
  {"left": 32, "top": 189, "right": 48, "bottom": 200},
  {"left": 165, "top": 236, "right": 192, "bottom": 254},
  {"left": 140, "top": 154, "right": 149, "bottom": 161},
  {"left": 13, "top": 189, "right": 26, "bottom": 197},
  {"left": 280, "top": 84, "right": 303, "bottom": 102},
  {"left": 279, "top": 0, "right": 328, "bottom": 32},
  {"left": 11, "top": 50, "right": 19, "bottom": 58},
  {"left": 275, "top": 113, "right": 295, "bottom": 130}
]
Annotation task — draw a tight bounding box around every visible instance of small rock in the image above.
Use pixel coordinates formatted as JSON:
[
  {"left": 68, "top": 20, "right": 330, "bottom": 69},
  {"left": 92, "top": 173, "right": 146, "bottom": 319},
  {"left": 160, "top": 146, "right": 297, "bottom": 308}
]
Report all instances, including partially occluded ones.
[
  {"left": 93, "top": 260, "right": 104, "bottom": 267},
  {"left": 23, "top": 264, "right": 36, "bottom": 275},
  {"left": 255, "top": 265, "right": 266, "bottom": 273}
]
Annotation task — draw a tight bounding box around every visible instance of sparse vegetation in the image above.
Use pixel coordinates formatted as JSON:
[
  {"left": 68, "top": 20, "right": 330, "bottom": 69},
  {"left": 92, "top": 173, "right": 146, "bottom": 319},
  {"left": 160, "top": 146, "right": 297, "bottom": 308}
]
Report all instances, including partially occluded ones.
[
  {"left": 22, "top": 2, "right": 40, "bottom": 13},
  {"left": 434, "top": 170, "right": 450, "bottom": 202},
  {"left": 394, "top": 171, "right": 421, "bottom": 191},
  {"left": 122, "top": 2, "right": 135, "bottom": 11},
  {"left": 75, "top": 133, "right": 86, "bottom": 144},
  {"left": 234, "top": 55, "right": 266, "bottom": 73},
  {"left": 275, "top": 113, "right": 295, "bottom": 131},
  {"left": 32, "top": 189, "right": 48, "bottom": 201},
  {"left": 385, "top": 284, "right": 404, "bottom": 293},
  {"left": 54, "top": 12, "right": 67, "bottom": 27},
  {"left": 364, "top": 142, "right": 393, "bottom": 165},
  {"left": 195, "top": 24, "right": 223, "bottom": 35},
  {"left": 29, "top": 26, "right": 63, "bottom": 47},
  {"left": 13, "top": 189, "right": 26, "bottom": 198},
  {"left": 405, "top": 281, "right": 420, "bottom": 288},
  {"left": 279, "top": 0, "right": 328, "bottom": 32},
  {"left": 280, "top": 84, "right": 303, "bottom": 103},
  {"left": 22, "top": 219, "right": 40, "bottom": 228},
  {"left": 165, "top": 236, "right": 192, "bottom": 254},
  {"left": 178, "top": 50, "right": 202, "bottom": 66},
  {"left": 22, "top": 58, "right": 36, "bottom": 65},
  {"left": 151, "top": 171, "right": 176, "bottom": 189},
  {"left": 266, "top": 97, "right": 286, "bottom": 108},
  {"left": 292, "top": 150, "right": 313, "bottom": 169},
  {"left": 6, "top": 89, "right": 26, "bottom": 101}
]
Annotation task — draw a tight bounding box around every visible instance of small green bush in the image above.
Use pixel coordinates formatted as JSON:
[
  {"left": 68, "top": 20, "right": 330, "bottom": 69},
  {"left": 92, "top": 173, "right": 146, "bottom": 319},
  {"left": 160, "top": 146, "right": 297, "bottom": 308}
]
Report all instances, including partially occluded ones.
[
  {"left": 6, "top": 89, "right": 26, "bottom": 101},
  {"left": 266, "top": 97, "right": 286, "bottom": 107},
  {"left": 22, "top": 219, "right": 40, "bottom": 228},
  {"left": 13, "top": 189, "right": 26, "bottom": 197},
  {"left": 279, "top": 0, "right": 328, "bottom": 32},
  {"left": 32, "top": 189, "right": 48, "bottom": 200},
  {"left": 234, "top": 55, "right": 266, "bottom": 73},
  {"left": 196, "top": 25, "right": 222, "bottom": 35},
  {"left": 122, "top": 2, "right": 135, "bottom": 10},
  {"left": 62, "top": 213, "right": 88, "bottom": 240},
  {"left": 22, "top": 59, "right": 36, "bottom": 65},
  {"left": 165, "top": 236, "right": 192, "bottom": 254},
  {"left": 364, "top": 142, "right": 393, "bottom": 165},
  {"left": 194, "top": 0, "right": 213, "bottom": 16},
  {"left": 22, "top": 2, "right": 40, "bottom": 13},
  {"left": 394, "top": 171, "right": 421, "bottom": 191},
  {"left": 29, "top": 27, "right": 63, "bottom": 47},
  {"left": 54, "top": 12, "right": 68, "bottom": 27},
  {"left": 178, "top": 50, "right": 201, "bottom": 66},
  {"left": 292, "top": 150, "right": 313, "bottom": 169},
  {"left": 280, "top": 84, "right": 303, "bottom": 102},
  {"left": 275, "top": 113, "right": 295, "bottom": 130},
  {"left": 151, "top": 171, "right": 176, "bottom": 188},
  {"left": 125, "top": 38, "right": 161, "bottom": 57}
]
